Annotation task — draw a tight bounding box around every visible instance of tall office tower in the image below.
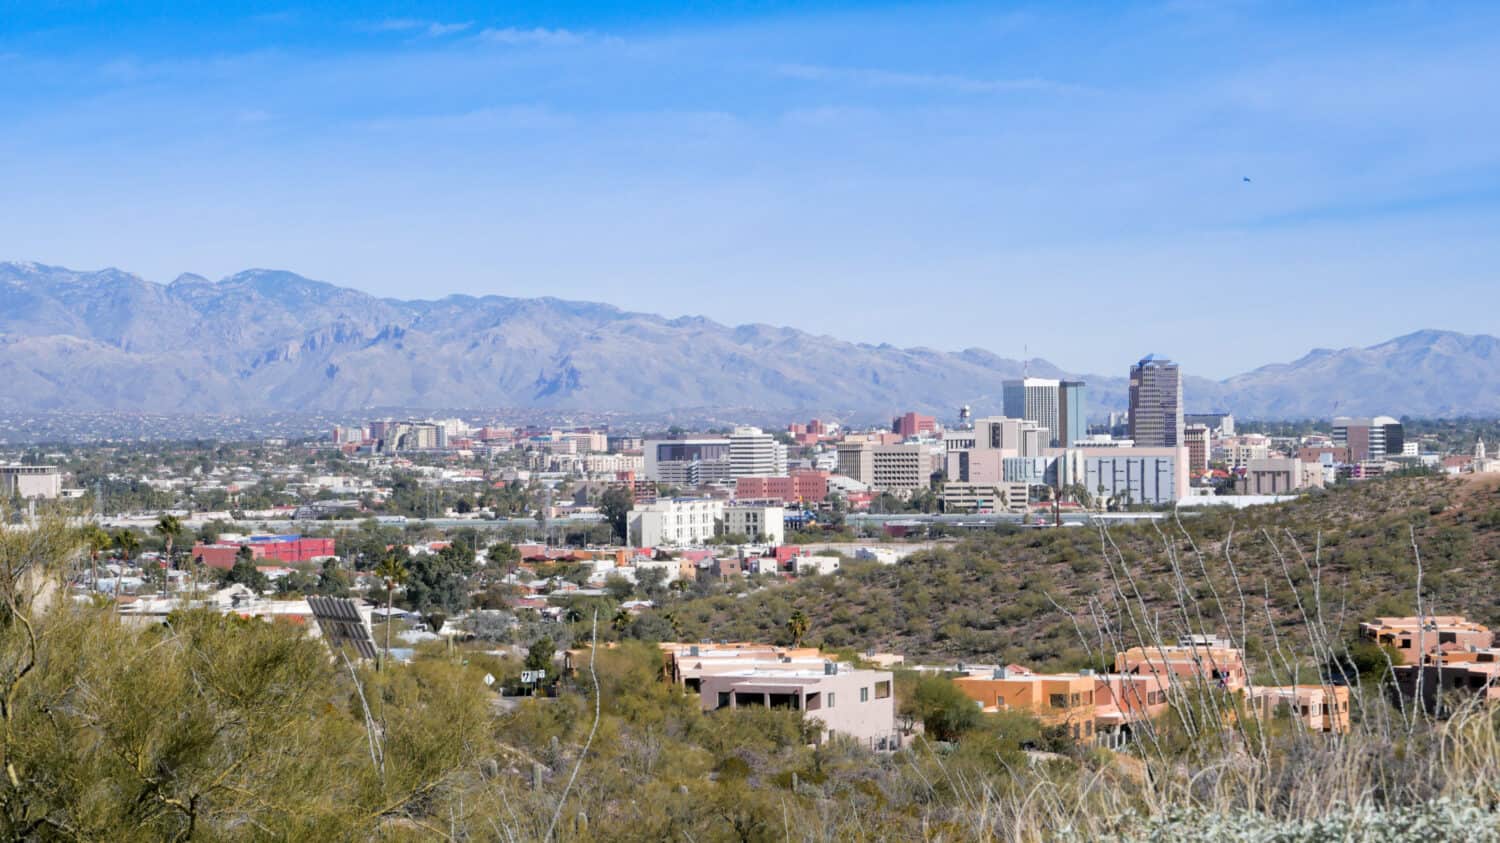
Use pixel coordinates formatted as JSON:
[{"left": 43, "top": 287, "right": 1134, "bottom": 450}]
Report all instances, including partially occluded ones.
[
  {"left": 1002, "top": 378, "right": 1062, "bottom": 447},
  {"left": 729, "top": 426, "right": 786, "bottom": 477},
  {"left": 1128, "top": 355, "right": 1183, "bottom": 448},
  {"left": 1058, "top": 381, "right": 1087, "bottom": 447},
  {"left": 1332, "top": 416, "right": 1404, "bottom": 462}
]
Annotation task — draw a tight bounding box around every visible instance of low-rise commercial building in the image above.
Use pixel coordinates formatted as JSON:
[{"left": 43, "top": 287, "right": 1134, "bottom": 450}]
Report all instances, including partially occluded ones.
[
  {"left": 1237, "top": 457, "right": 1325, "bottom": 495},
  {"left": 940, "top": 481, "right": 1028, "bottom": 514},
  {"left": 0, "top": 465, "right": 63, "bottom": 500},
  {"left": 191, "top": 535, "right": 337, "bottom": 570},
  {"left": 734, "top": 470, "right": 829, "bottom": 504}
]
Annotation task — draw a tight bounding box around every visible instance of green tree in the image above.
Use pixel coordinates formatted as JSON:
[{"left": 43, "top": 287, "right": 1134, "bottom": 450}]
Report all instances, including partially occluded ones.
[
  {"left": 487, "top": 541, "right": 521, "bottom": 574},
  {"left": 604, "top": 574, "right": 635, "bottom": 602},
  {"left": 904, "top": 676, "right": 981, "bottom": 742},
  {"left": 316, "top": 558, "right": 352, "bottom": 596},
  {"left": 225, "top": 546, "right": 269, "bottom": 592},
  {"left": 600, "top": 486, "right": 634, "bottom": 543},
  {"left": 524, "top": 637, "right": 555, "bottom": 674}
]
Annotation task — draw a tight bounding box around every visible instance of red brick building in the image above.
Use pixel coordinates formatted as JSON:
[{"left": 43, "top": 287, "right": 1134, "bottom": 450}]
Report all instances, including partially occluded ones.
[
  {"left": 892, "top": 412, "right": 938, "bottom": 438},
  {"left": 734, "top": 470, "right": 829, "bottom": 504},
  {"left": 191, "top": 535, "right": 338, "bottom": 570}
]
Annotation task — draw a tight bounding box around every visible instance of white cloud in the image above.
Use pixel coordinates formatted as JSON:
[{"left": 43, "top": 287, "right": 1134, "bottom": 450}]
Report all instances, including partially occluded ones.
[
  {"left": 366, "top": 18, "right": 472, "bottom": 37},
  {"left": 477, "top": 27, "right": 586, "bottom": 47},
  {"left": 369, "top": 18, "right": 423, "bottom": 32},
  {"left": 425, "top": 21, "right": 472, "bottom": 37},
  {"left": 776, "top": 63, "right": 1080, "bottom": 95},
  {"left": 359, "top": 105, "right": 576, "bottom": 133}
]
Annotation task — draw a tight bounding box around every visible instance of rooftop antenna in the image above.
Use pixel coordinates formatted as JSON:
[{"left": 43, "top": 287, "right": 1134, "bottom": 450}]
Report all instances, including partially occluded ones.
[{"left": 1023, "top": 344, "right": 1029, "bottom": 379}]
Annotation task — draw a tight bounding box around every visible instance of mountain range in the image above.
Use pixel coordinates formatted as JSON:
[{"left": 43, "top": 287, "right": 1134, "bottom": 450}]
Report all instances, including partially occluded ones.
[{"left": 2, "top": 261, "right": 1497, "bottom": 420}]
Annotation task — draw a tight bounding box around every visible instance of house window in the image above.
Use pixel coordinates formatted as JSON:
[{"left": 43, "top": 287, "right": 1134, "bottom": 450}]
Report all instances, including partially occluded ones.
[
  {"left": 1050, "top": 694, "right": 1068, "bottom": 709},
  {"left": 860, "top": 687, "right": 870, "bottom": 703},
  {"left": 874, "top": 680, "right": 891, "bottom": 699},
  {"left": 1440, "top": 632, "right": 1457, "bottom": 645},
  {"left": 827, "top": 692, "right": 835, "bottom": 708},
  {"left": 717, "top": 692, "right": 730, "bottom": 709}
]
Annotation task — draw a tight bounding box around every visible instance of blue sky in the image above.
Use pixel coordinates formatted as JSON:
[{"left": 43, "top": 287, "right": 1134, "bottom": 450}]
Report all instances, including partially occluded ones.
[{"left": 3, "top": 1, "right": 1499, "bottom": 378}]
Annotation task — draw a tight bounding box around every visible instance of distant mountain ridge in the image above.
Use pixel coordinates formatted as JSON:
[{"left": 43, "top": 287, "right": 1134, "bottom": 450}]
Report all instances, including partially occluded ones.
[{"left": 2, "top": 261, "right": 1497, "bottom": 419}]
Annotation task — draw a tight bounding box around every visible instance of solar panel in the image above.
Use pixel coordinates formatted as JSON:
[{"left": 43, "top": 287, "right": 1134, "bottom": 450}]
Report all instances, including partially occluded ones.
[{"left": 307, "top": 595, "right": 379, "bottom": 660}]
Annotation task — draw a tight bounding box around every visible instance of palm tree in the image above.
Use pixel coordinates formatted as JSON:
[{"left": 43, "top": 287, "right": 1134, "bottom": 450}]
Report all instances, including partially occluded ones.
[
  {"left": 660, "top": 610, "right": 684, "bottom": 641},
  {"left": 611, "top": 608, "right": 632, "bottom": 636},
  {"left": 112, "top": 530, "right": 141, "bottom": 612},
  {"left": 374, "top": 552, "right": 409, "bottom": 671},
  {"left": 786, "top": 609, "right": 811, "bottom": 648},
  {"left": 155, "top": 514, "right": 183, "bottom": 599},
  {"left": 80, "top": 524, "right": 112, "bottom": 596}
]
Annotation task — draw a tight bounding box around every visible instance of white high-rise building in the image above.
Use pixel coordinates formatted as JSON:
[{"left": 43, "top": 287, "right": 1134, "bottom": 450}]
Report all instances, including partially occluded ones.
[
  {"left": 1003, "top": 378, "right": 1061, "bottom": 447},
  {"left": 729, "top": 427, "right": 786, "bottom": 477}
]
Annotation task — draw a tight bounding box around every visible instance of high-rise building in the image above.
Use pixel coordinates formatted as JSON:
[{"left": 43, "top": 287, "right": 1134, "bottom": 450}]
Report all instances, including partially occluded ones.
[
  {"left": 1128, "top": 356, "right": 1183, "bottom": 448},
  {"left": 1332, "top": 416, "right": 1404, "bottom": 462},
  {"left": 729, "top": 426, "right": 786, "bottom": 477},
  {"left": 1003, "top": 378, "right": 1061, "bottom": 447},
  {"left": 1184, "top": 424, "right": 1210, "bottom": 474},
  {"left": 1058, "top": 381, "right": 1087, "bottom": 448},
  {"left": 1188, "top": 420, "right": 1212, "bottom": 474}
]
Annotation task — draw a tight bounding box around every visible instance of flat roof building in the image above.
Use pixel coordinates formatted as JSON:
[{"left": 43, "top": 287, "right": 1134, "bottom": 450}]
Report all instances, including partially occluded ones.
[
  {"left": 1358, "top": 616, "right": 1493, "bottom": 664},
  {"left": 0, "top": 465, "right": 63, "bottom": 500}
]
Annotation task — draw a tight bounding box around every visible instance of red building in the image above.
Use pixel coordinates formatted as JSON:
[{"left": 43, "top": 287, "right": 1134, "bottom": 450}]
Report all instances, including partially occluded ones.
[
  {"left": 892, "top": 412, "right": 938, "bottom": 438},
  {"left": 191, "top": 535, "right": 338, "bottom": 570},
  {"left": 734, "top": 470, "right": 829, "bottom": 504}
]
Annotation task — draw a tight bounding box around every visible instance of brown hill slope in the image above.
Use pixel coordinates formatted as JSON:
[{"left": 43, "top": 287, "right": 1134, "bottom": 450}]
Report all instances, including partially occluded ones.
[{"left": 667, "top": 475, "right": 1500, "bottom": 669}]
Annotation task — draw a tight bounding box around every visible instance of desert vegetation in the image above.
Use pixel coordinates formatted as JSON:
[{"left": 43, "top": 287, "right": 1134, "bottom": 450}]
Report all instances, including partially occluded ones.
[{"left": 7, "top": 477, "right": 1500, "bottom": 840}]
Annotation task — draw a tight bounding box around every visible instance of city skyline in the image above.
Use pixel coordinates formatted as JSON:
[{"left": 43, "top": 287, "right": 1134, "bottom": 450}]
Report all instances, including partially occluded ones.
[{"left": 6, "top": 2, "right": 1500, "bottom": 377}]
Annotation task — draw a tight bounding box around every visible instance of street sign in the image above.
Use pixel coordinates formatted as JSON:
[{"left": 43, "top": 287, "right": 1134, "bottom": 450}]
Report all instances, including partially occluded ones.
[
  {"left": 521, "top": 669, "right": 547, "bottom": 684},
  {"left": 483, "top": 673, "right": 495, "bottom": 687}
]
